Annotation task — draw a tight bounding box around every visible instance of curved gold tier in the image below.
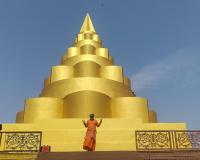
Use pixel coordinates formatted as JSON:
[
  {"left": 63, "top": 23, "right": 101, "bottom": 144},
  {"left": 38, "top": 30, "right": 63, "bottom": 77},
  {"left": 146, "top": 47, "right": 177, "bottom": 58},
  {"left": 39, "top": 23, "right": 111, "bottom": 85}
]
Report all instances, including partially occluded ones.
[
  {"left": 41, "top": 78, "right": 133, "bottom": 98},
  {"left": 22, "top": 94, "right": 149, "bottom": 123},
  {"left": 61, "top": 54, "right": 113, "bottom": 66},
  {"left": 63, "top": 91, "right": 111, "bottom": 118}
]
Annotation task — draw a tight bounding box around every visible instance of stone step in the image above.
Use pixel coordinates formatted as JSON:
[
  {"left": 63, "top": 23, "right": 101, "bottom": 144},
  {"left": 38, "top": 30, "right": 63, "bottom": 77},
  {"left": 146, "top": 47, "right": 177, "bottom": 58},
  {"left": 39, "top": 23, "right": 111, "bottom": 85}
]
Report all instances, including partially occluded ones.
[
  {"left": 3, "top": 118, "right": 143, "bottom": 131},
  {"left": 0, "top": 152, "right": 37, "bottom": 160},
  {"left": 45, "top": 142, "right": 135, "bottom": 152},
  {"left": 36, "top": 151, "right": 200, "bottom": 160},
  {"left": 41, "top": 129, "right": 136, "bottom": 143}
]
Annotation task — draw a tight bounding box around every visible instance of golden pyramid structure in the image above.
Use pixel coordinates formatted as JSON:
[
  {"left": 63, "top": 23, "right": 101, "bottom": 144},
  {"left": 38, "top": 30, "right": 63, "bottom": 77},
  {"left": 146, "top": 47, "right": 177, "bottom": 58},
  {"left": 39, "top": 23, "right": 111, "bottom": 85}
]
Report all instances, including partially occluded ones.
[{"left": 1, "top": 14, "right": 186, "bottom": 152}]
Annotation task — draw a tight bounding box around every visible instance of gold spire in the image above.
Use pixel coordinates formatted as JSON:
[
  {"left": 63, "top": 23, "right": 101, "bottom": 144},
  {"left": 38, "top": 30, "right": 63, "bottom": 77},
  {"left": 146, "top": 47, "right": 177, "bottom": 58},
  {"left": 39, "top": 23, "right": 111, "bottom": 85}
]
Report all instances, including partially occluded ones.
[{"left": 80, "top": 13, "right": 96, "bottom": 33}]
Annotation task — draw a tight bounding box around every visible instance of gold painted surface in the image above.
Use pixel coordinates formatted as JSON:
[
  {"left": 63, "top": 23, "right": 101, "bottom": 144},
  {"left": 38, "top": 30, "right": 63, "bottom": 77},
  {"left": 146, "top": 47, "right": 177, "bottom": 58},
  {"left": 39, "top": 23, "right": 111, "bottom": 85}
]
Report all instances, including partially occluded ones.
[
  {"left": 67, "top": 47, "right": 80, "bottom": 58},
  {"left": 24, "top": 97, "right": 63, "bottom": 123},
  {"left": 149, "top": 110, "right": 158, "bottom": 123},
  {"left": 61, "top": 54, "right": 112, "bottom": 66},
  {"left": 40, "top": 78, "right": 134, "bottom": 99},
  {"left": 2, "top": 119, "right": 187, "bottom": 151},
  {"left": 0, "top": 14, "right": 188, "bottom": 152},
  {"left": 111, "top": 97, "right": 149, "bottom": 122},
  {"left": 80, "top": 13, "right": 96, "bottom": 33},
  {"left": 100, "top": 66, "right": 124, "bottom": 83},
  {"left": 16, "top": 111, "right": 24, "bottom": 123},
  {"left": 96, "top": 48, "right": 109, "bottom": 58},
  {"left": 63, "top": 91, "right": 110, "bottom": 118},
  {"left": 80, "top": 44, "right": 96, "bottom": 54},
  {"left": 124, "top": 76, "right": 131, "bottom": 87},
  {"left": 44, "top": 76, "right": 50, "bottom": 88},
  {"left": 0, "top": 153, "right": 38, "bottom": 160},
  {"left": 51, "top": 65, "right": 73, "bottom": 83},
  {"left": 74, "top": 61, "right": 100, "bottom": 77}
]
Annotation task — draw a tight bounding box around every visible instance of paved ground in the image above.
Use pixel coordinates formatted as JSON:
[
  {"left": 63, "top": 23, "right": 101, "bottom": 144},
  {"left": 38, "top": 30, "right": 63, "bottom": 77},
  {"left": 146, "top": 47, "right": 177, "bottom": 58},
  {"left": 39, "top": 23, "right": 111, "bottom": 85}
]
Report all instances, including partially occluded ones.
[{"left": 37, "top": 151, "right": 200, "bottom": 160}]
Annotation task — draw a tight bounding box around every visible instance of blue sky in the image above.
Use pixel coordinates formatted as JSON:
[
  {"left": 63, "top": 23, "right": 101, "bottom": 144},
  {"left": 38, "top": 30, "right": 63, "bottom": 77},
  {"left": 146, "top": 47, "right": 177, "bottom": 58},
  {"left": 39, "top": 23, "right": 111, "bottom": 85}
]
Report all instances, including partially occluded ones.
[{"left": 0, "top": 0, "right": 200, "bottom": 129}]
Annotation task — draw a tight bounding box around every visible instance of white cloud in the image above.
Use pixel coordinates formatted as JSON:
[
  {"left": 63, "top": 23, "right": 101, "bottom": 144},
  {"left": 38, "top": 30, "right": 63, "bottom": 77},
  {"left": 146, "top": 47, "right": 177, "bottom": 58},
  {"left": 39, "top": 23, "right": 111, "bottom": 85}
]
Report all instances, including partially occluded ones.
[{"left": 131, "top": 48, "right": 200, "bottom": 91}]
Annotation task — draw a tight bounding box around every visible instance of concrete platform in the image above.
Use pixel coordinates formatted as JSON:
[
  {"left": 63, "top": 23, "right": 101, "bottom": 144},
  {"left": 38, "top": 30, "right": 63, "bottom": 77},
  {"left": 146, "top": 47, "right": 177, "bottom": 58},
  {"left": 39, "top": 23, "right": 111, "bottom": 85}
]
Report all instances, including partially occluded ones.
[
  {"left": 1, "top": 150, "right": 200, "bottom": 160},
  {"left": 37, "top": 151, "right": 200, "bottom": 160}
]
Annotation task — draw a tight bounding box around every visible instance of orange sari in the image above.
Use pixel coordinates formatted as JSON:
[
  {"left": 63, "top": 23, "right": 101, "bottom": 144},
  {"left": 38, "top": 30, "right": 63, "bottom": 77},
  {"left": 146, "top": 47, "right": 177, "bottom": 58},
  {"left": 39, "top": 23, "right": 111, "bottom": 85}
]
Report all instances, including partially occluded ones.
[{"left": 83, "top": 119, "right": 99, "bottom": 151}]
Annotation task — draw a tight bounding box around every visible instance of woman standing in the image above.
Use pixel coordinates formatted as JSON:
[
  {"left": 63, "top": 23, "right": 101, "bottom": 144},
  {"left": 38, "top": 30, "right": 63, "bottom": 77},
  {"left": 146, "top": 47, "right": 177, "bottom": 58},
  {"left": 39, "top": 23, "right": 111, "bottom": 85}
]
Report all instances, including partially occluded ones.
[{"left": 82, "top": 114, "right": 102, "bottom": 151}]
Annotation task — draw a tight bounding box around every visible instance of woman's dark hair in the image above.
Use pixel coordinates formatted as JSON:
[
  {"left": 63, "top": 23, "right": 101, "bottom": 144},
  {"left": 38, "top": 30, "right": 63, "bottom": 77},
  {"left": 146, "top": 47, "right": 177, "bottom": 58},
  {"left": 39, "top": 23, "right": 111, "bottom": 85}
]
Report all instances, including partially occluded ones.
[{"left": 90, "top": 114, "right": 94, "bottom": 118}]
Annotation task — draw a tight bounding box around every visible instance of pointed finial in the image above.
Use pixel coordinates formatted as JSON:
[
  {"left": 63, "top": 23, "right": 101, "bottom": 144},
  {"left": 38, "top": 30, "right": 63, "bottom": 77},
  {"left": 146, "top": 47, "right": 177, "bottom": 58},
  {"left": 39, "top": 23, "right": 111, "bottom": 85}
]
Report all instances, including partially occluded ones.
[{"left": 80, "top": 13, "right": 96, "bottom": 33}]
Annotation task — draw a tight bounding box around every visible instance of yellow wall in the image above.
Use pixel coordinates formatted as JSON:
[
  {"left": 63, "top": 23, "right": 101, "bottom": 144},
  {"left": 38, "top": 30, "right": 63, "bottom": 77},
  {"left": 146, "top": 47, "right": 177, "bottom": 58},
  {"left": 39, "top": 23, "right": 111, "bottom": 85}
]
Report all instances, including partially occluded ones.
[
  {"left": 24, "top": 97, "right": 63, "bottom": 123},
  {"left": 63, "top": 91, "right": 110, "bottom": 118},
  {"left": 111, "top": 97, "right": 149, "bottom": 122},
  {"left": 74, "top": 61, "right": 100, "bottom": 77},
  {"left": 2, "top": 119, "right": 187, "bottom": 151},
  {"left": 16, "top": 111, "right": 24, "bottom": 123},
  {"left": 51, "top": 65, "right": 73, "bottom": 83}
]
